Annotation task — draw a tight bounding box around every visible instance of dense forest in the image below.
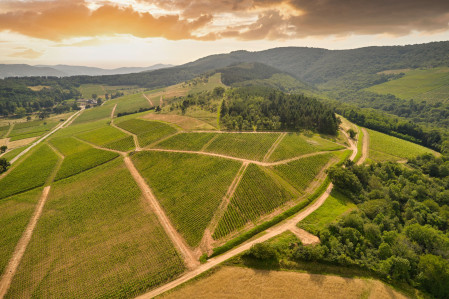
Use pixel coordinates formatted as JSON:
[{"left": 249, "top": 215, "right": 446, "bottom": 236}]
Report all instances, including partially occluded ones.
[{"left": 245, "top": 154, "right": 449, "bottom": 298}]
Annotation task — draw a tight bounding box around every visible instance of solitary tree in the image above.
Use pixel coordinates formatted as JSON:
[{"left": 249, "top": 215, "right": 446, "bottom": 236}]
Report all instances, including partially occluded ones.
[
  {"left": 0, "top": 158, "right": 10, "bottom": 174},
  {"left": 0, "top": 145, "right": 7, "bottom": 153},
  {"left": 348, "top": 128, "right": 357, "bottom": 139}
]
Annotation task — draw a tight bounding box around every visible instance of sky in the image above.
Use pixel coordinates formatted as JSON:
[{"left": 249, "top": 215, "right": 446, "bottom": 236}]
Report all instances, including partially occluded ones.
[{"left": 1, "top": 0, "right": 449, "bottom": 68}]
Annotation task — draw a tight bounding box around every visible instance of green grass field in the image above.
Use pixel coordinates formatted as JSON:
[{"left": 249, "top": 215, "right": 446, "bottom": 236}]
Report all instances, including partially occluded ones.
[
  {"left": 78, "top": 84, "right": 105, "bottom": 99},
  {"left": 188, "top": 73, "right": 225, "bottom": 94},
  {"left": 0, "top": 144, "right": 59, "bottom": 199},
  {"left": 204, "top": 133, "right": 280, "bottom": 161},
  {"left": 77, "top": 126, "right": 135, "bottom": 152},
  {"left": 368, "top": 129, "right": 438, "bottom": 162},
  {"left": 272, "top": 153, "right": 334, "bottom": 192},
  {"left": 132, "top": 151, "right": 241, "bottom": 247},
  {"left": 153, "top": 133, "right": 217, "bottom": 151},
  {"left": 8, "top": 120, "right": 59, "bottom": 141},
  {"left": 55, "top": 148, "right": 119, "bottom": 180},
  {"left": 116, "top": 119, "right": 177, "bottom": 147},
  {"left": 297, "top": 191, "right": 356, "bottom": 235},
  {"left": 0, "top": 188, "right": 43, "bottom": 276},
  {"left": 6, "top": 159, "right": 185, "bottom": 299},
  {"left": 269, "top": 133, "right": 344, "bottom": 162},
  {"left": 213, "top": 164, "right": 298, "bottom": 239},
  {"left": 367, "top": 67, "right": 449, "bottom": 103},
  {"left": 72, "top": 105, "right": 113, "bottom": 124},
  {"left": 113, "top": 93, "right": 151, "bottom": 115}
]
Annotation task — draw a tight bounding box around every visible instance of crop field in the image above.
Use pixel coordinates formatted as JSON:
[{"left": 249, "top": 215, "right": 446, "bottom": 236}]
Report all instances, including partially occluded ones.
[
  {"left": 367, "top": 67, "right": 449, "bottom": 103},
  {"left": 8, "top": 120, "right": 59, "bottom": 141},
  {"left": 55, "top": 147, "right": 119, "bottom": 180},
  {"left": 6, "top": 159, "right": 185, "bottom": 299},
  {"left": 113, "top": 93, "right": 151, "bottom": 115},
  {"left": 153, "top": 133, "right": 217, "bottom": 151},
  {"left": 51, "top": 118, "right": 109, "bottom": 139},
  {"left": 213, "top": 164, "right": 298, "bottom": 239},
  {"left": 183, "top": 108, "right": 219, "bottom": 128},
  {"left": 72, "top": 105, "right": 113, "bottom": 124},
  {"left": 143, "top": 114, "right": 217, "bottom": 131},
  {"left": 161, "top": 266, "right": 407, "bottom": 299},
  {"left": 368, "top": 129, "right": 438, "bottom": 162},
  {"left": 0, "top": 188, "right": 43, "bottom": 276},
  {"left": 268, "top": 133, "right": 344, "bottom": 162},
  {"left": 78, "top": 84, "right": 105, "bottom": 98},
  {"left": 115, "top": 119, "right": 177, "bottom": 147},
  {"left": 272, "top": 153, "right": 333, "bottom": 192},
  {"left": 0, "top": 125, "right": 9, "bottom": 138},
  {"left": 188, "top": 73, "right": 225, "bottom": 94},
  {"left": 76, "top": 126, "right": 135, "bottom": 152},
  {"left": 204, "top": 133, "right": 280, "bottom": 161},
  {"left": 297, "top": 191, "right": 356, "bottom": 235},
  {"left": 132, "top": 151, "right": 241, "bottom": 246},
  {"left": 0, "top": 144, "right": 59, "bottom": 199},
  {"left": 49, "top": 136, "right": 92, "bottom": 156}
]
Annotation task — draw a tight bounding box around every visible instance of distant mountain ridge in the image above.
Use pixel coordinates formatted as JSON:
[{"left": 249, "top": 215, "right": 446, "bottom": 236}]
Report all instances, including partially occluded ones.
[{"left": 0, "top": 63, "right": 173, "bottom": 78}]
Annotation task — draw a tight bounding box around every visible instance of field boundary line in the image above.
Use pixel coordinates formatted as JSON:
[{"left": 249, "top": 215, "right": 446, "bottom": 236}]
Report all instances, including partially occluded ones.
[
  {"left": 263, "top": 132, "right": 286, "bottom": 162},
  {"left": 111, "top": 104, "right": 117, "bottom": 119},
  {"left": 0, "top": 186, "right": 51, "bottom": 299},
  {"left": 9, "top": 108, "right": 84, "bottom": 165},
  {"left": 357, "top": 128, "right": 369, "bottom": 165},
  {"left": 4, "top": 123, "right": 14, "bottom": 139},
  {"left": 46, "top": 143, "right": 65, "bottom": 185},
  {"left": 142, "top": 93, "right": 153, "bottom": 106},
  {"left": 205, "top": 162, "right": 249, "bottom": 242},
  {"left": 146, "top": 132, "right": 181, "bottom": 149},
  {"left": 73, "top": 136, "right": 125, "bottom": 155},
  {"left": 110, "top": 122, "right": 141, "bottom": 150},
  {"left": 200, "top": 134, "right": 219, "bottom": 151},
  {"left": 123, "top": 156, "right": 199, "bottom": 269}
]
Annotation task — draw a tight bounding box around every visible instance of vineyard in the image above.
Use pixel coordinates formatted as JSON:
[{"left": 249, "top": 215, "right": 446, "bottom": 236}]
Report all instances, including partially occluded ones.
[
  {"left": 153, "top": 132, "right": 217, "bottom": 151},
  {"left": 272, "top": 153, "right": 334, "bottom": 192},
  {"left": 204, "top": 133, "right": 280, "bottom": 161},
  {"left": 76, "top": 126, "right": 135, "bottom": 152},
  {"left": 113, "top": 93, "right": 152, "bottom": 116},
  {"left": 72, "top": 104, "right": 113, "bottom": 124},
  {"left": 49, "top": 137, "right": 92, "bottom": 156},
  {"left": 55, "top": 147, "right": 119, "bottom": 180},
  {"left": 268, "top": 133, "right": 344, "bottom": 162},
  {"left": 368, "top": 129, "right": 438, "bottom": 162},
  {"left": 0, "top": 144, "right": 59, "bottom": 199},
  {"left": 0, "top": 125, "right": 9, "bottom": 138},
  {"left": 213, "top": 164, "right": 298, "bottom": 239},
  {"left": 0, "top": 188, "right": 43, "bottom": 275},
  {"left": 8, "top": 120, "right": 59, "bottom": 141},
  {"left": 131, "top": 151, "right": 241, "bottom": 246},
  {"left": 115, "top": 119, "right": 177, "bottom": 147},
  {"left": 6, "top": 159, "right": 185, "bottom": 299}
]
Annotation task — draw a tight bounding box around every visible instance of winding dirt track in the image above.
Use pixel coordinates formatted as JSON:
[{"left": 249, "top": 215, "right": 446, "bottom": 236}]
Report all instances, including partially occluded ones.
[
  {"left": 142, "top": 93, "right": 154, "bottom": 106},
  {"left": 357, "top": 128, "right": 369, "bottom": 165},
  {"left": 0, "top": 187, "right": 51, "bottom": 298},
  {"left": 137, "top": 131, "right": 361, "bottom": 299}
]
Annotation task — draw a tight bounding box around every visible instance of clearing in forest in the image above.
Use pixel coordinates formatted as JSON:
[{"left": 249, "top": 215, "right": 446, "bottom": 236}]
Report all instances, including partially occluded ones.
[
  {"left": 5, "top": 159, "right": 185, "bottom": 299},
  {"left": 131, "top": 151, "right": 241, "bottom": 247},
  {"left": 368, "top": 129, "right": 438, "bottom": 162}
]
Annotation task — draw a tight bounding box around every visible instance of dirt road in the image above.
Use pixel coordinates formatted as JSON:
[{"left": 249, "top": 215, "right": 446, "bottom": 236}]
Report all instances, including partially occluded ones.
[
  {"left": 9, "top": 108, "right": 84, "bottom": 165},
  {"left": 142, "top": 93, "right": 154, "bottom": 106},
  {"left": 123, "top": 157, "right": 199, "bottom": 269},
  {"left": 137, "top": 129, "right": 364, "bottom": 298},
  {"left": 357, "top": 128, "right": 369, "bottom": 165},
  {"left": 0, "top": 186, "right": 51, "bottom": 299}
]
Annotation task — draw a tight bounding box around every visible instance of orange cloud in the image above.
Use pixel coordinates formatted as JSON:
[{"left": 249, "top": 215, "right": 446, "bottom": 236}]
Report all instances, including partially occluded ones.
[
  {"left": 0, "top": 0, "right": 213, "bottom": 41},
  {"left": 9, "top": 49, "right": 43, "bottom": 59},
  {"left": 1, "top": 0, "right": 449, "bottom": 41}
]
